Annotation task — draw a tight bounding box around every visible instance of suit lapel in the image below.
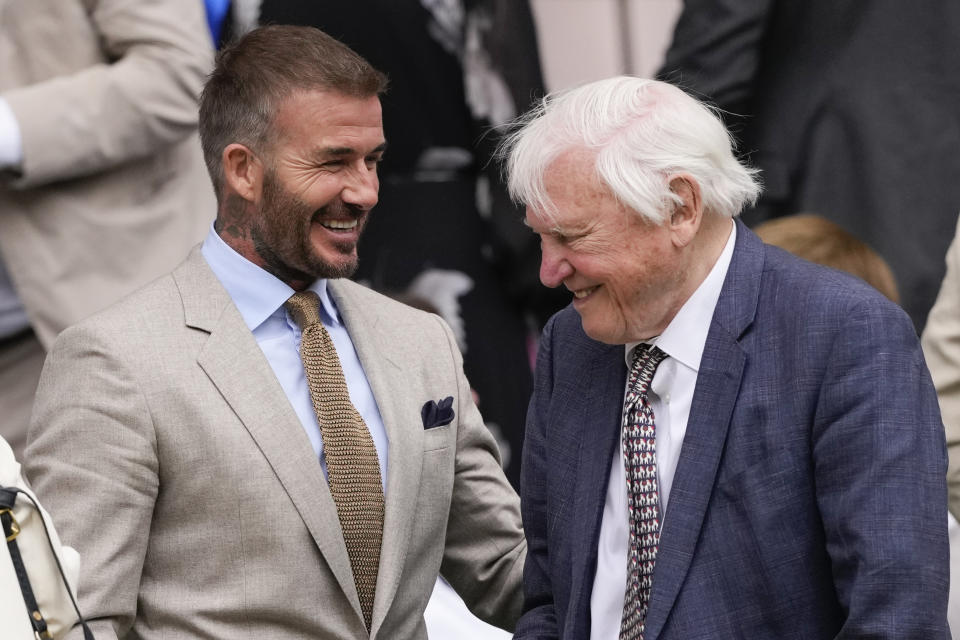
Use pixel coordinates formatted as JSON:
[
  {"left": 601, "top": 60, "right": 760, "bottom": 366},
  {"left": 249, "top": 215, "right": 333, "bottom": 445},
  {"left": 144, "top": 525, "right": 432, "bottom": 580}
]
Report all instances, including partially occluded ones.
[
  {"left": 643, "top": 221, "right": 763, "bottom": 640},
  {"left": 570, "top": 337, "right": 628, "bottom": 635},
  {"left": 327, "top": 280, "right": 421, "bottom": 636},
  {"left": 172, "top": 250, "right": 363, "bottom": 622}
]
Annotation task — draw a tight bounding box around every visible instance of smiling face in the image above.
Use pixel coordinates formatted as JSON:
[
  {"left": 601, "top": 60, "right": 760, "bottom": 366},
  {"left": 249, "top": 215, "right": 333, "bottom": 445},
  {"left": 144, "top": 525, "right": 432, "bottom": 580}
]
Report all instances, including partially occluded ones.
[
  {"left": 528, "top": 149, "right": 693, "bottom": 344},
  {"left": 220, "top": 89, "right": 386, "bottom": 288}
]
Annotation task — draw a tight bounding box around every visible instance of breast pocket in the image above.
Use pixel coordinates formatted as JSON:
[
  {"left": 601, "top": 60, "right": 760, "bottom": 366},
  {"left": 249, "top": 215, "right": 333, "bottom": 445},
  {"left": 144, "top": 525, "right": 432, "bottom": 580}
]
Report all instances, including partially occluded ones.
[{"left": 422, "top": 424, "right": 453, "bottom": 452}]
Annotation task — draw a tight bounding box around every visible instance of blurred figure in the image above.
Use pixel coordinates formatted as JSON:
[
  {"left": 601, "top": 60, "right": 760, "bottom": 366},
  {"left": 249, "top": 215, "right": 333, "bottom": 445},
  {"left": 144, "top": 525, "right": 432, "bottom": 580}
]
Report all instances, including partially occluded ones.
[
  {"left": 26, "top": 25, "right": 523, "bottom": 640},
  {"left": 754, "top": 213, "right": 899, "bottom": 302},
  {"left": 504, "top": 76, "right": 948, "bottom": 639},
  {"left": 238, "top": 0, "right": 564, "bottom": 488},
  {"left": 659, "top": 1, "right": 960, "bottom": 332},
  {"left": 921, "top": 214, "right": 960, "bottom": 636},
  {"left": 0, "top": 0, "right": 216, "bottom": 457}
]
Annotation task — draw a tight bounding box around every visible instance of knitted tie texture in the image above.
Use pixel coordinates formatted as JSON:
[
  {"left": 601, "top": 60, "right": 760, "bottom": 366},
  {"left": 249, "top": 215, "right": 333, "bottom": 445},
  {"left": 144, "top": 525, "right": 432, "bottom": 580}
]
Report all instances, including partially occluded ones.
[
  {"left": 285, "top": 291, "right": 383, "bottom": 630},
  {"left": 620, "top": 343, "right": 667, "bottom": 640}
]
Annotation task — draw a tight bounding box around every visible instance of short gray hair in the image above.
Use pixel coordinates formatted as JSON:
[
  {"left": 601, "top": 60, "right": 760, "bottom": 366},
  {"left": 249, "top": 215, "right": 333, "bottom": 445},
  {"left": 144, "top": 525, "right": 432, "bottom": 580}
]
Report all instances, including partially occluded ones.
[{"left": 501, "top": 76, "right": 760, "bottom": 224}]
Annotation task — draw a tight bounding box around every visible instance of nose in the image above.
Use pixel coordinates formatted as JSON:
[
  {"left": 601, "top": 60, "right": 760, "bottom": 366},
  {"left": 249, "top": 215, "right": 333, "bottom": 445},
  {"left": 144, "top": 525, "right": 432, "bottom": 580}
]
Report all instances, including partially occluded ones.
[
  {"left": 539, "top": 240, "right": 573, "bottom": 288},
  {"left": 342, "top": 165, "right": 379, "bottom": 210}
]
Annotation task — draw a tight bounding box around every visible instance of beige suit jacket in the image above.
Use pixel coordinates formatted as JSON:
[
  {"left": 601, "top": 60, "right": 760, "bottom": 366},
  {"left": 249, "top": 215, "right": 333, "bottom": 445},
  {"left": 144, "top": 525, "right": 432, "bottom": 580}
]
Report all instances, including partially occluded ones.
[
  {"left": 0, "top": 0, "right": 215, "bottom": 346},
  {"left": 25, "top": 248, "right": 525, "bottom": 639},
  {"left": 922, "top": 215, "right": 960, "bottom": 520}
]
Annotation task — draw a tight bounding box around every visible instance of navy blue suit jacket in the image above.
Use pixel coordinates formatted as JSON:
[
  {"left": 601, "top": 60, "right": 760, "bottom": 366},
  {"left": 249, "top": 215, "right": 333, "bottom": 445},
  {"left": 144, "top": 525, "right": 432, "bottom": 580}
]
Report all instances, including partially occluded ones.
[{"left": 517, "top": 221, "right": 950, "bottom": 639}]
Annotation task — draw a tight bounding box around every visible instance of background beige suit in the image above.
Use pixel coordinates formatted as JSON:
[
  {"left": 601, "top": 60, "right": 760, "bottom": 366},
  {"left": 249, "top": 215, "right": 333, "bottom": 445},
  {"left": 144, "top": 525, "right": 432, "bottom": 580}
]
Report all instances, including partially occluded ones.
[
  {"left": 0, "top": 0, "right": 215, "bottom": 346},
  {"left": 25, "top": 248, "right": 525, "bottom": 639},
  {"left": 0, "top": 0, "right": 215, "bottom": 456},
  {"left": 0, "top": 0, "right": 216, "bottom": 460},
  {"left": 919, "top": 215, "right": 960, "bottom": 634}
]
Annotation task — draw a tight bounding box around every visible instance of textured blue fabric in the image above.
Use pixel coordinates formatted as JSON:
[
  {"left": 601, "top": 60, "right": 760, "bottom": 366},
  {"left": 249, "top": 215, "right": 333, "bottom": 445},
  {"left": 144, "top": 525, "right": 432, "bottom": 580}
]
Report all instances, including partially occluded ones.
[{"left": 516, "top": 220, "right": 950, "bottom": 639}]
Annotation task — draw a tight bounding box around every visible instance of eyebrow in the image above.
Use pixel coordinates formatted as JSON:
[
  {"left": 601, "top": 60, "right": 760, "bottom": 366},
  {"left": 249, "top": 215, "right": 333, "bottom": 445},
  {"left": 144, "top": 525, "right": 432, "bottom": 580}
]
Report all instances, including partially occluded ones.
[
  {"left": 315, "top": 142, "right": 388, "bottom": 160},
  {"left": 522, "top": 218, "right": 568, "bottom": 236}
]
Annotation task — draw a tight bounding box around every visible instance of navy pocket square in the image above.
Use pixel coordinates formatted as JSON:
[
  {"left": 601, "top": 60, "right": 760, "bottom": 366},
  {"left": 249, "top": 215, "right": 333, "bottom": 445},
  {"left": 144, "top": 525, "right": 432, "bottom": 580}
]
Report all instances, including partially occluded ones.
[{"left": 422, "top": 396, "right": 455, "bottom": 429}]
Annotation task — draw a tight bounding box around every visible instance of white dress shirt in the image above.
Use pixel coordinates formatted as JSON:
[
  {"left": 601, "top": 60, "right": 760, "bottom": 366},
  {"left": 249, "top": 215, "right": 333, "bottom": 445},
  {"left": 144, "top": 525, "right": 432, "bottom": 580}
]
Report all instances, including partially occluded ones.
[
  {"left": 201, "top": 226, "right": 389, "bottom": 489},
  {"left": 590, "top": 221, "right": 736, "bottom": 639}
]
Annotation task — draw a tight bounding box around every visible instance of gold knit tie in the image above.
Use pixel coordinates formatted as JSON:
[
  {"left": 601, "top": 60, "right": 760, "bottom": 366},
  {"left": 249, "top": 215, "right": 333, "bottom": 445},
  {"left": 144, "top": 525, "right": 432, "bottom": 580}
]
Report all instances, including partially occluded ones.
[{"left": 285, "top": 290, "right": 383, "bottom": 630}]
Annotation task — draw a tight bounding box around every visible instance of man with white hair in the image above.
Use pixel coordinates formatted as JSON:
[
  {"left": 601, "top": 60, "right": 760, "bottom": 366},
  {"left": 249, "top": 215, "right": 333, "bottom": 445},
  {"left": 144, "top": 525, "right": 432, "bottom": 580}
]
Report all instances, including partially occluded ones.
[{"left": 504, "top": 76, "right": 949, "bottom": 639}]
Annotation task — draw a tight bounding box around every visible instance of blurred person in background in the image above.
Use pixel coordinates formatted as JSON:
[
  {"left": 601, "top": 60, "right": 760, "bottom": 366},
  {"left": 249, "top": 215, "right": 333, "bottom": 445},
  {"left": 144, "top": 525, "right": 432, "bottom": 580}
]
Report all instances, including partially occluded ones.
[
  {"left": 753, "top": 213, "right": 899, "bottom": 303},
  {"left": 658, "top": 0, "right": 960, "bottom": 332},
  {"left": 0, "top": 0, "right": 216, "bottom": 457}
]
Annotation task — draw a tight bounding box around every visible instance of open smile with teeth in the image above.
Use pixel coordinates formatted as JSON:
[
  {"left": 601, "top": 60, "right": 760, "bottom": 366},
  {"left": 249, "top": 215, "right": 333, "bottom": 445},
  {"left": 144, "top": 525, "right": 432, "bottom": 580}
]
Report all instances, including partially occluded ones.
[
  {"left": 572, "top": 285, "right": 599, "bottom": 299},
  {"left": 318, "top": 218, "right": 359, "bottom": 231}
]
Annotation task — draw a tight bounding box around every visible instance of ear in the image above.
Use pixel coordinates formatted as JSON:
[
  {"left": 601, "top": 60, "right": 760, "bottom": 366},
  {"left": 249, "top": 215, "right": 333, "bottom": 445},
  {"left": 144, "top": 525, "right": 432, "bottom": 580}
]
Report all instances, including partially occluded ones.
[
  {"left": 221, "top": 143, "right": 264, "bottom": 202},
  {"left": 667, "top": 174, "right": 703, "bottom": 248}
]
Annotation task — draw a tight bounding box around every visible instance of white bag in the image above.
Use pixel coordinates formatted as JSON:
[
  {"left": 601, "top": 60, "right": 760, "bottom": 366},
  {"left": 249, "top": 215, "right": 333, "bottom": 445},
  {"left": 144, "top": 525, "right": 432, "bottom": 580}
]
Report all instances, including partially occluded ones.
[{"left": 0, "top": 435, "right": 87, "bottom": 640}]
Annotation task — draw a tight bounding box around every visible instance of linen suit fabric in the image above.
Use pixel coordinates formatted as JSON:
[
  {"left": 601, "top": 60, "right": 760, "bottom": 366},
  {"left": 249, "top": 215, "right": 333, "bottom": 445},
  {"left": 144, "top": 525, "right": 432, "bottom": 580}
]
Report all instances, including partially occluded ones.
[
  {"left": 516, "top": 221, "right": 949, "bottom": 639},
  {"left": 923, "top": 215, "right": 960, "bottom": 521},
  {"left": 658, "top": 0, "right": 960, "bottom": 331},
  {"left": 921, "top": 215, "right": 960, "bottom": 636},
  {"left": 0, "top": 0, "right": 216, "bottom": 347},
  {"left": 24, "top": 248, "right": 525, "bottom": 640}
]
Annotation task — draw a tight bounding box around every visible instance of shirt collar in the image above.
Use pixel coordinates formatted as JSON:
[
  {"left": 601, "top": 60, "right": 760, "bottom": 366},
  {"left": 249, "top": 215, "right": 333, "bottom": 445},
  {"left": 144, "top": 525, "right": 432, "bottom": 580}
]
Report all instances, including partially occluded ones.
[
  {"left": 200, "top": 225, "right": 341, "bottom": 331},
  {"left": 624, "top": 220, "right": 736, "bottom": 371}
]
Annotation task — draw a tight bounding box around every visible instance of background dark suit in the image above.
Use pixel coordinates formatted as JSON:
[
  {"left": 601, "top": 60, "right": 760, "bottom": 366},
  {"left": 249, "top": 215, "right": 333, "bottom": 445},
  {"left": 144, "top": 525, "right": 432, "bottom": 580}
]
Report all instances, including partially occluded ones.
[
  {"left": 658, "top": 1, "right": 960, "bottom": 331},
  {"left": 517, "top": 222, "right": 949, "bottom": 638}
]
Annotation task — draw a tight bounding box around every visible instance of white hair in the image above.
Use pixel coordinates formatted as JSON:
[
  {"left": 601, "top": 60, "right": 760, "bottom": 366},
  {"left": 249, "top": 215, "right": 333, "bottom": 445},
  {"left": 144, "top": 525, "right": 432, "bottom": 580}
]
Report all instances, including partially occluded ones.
[{"left": 501, "top": 76, "right": 761, "bottom": 224}]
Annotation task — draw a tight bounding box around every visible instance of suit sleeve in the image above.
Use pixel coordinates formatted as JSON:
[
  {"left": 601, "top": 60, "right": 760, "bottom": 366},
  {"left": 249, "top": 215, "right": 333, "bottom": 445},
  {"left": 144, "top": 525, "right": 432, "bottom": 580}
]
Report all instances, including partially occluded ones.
[
  {"left": 922, "top": 216, "right": 960, "bottom": 522},
  {"left": 434, "top": 315, "right": 527, "bottom": 631},
  {"left": 815, "top": 300, "right": 950, "bottom": 636},
  {"left": 657, "top": 0, "right": 774, "bottom": 115},
  {"left": 24, "top": 324, "right": 160, "bottom": 640},
  {"left": 513, "top": 315, "right": 559, "bottom": 639},
  {"left": 3, "top": 0, "right": 213, "bottom": 189}
]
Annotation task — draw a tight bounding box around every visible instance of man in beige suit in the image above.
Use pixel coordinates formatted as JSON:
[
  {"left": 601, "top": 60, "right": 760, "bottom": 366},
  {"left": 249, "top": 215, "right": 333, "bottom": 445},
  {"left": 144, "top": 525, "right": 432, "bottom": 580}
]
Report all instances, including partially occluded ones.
[
  {"left": 25, "top": 25, "right": 524, "bottom": 640},
  {"left": 0, "top": 0, "right": 216, "bottom": 456}
]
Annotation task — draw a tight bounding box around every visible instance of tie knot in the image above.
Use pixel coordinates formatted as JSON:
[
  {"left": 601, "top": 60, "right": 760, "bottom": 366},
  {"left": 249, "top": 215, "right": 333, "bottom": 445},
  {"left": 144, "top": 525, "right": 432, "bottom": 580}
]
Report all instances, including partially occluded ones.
[
  {"left": 285, "top": 290, "right": 323, "bottom": 329},
  {"left": 628, "top": 343, "right": 667, "bottom": 395}
]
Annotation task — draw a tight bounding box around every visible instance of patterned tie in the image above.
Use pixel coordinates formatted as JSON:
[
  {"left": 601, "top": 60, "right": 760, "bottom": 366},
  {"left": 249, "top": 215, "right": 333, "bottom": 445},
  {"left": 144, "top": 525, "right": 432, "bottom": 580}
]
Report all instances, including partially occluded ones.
[
  {"left": 620, "top": 343, "right": 668, "bottom": 640},
  {"left": 285, "top": 291, "right": 384, "bottom": 630}
]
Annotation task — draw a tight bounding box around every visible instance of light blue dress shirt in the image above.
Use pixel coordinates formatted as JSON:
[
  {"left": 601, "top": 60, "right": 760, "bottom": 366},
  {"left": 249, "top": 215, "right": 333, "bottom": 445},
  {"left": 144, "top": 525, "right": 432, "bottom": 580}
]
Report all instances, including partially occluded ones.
[{"left": 201, "top": 226, "right": 388, "bottom": 489}]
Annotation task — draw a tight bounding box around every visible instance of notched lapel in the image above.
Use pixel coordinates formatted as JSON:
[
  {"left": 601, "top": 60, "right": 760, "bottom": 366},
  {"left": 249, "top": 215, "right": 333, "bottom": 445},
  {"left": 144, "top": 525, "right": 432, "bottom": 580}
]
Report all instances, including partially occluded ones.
[
  {"left": 568, "top": 341, "right": 627, "bottom": 633},
  {"left": 180, "top": 258, "right": 363, "bottom": 624},
  {"left": 643, "top": 221, "right": 762, "bottom": 640}
]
